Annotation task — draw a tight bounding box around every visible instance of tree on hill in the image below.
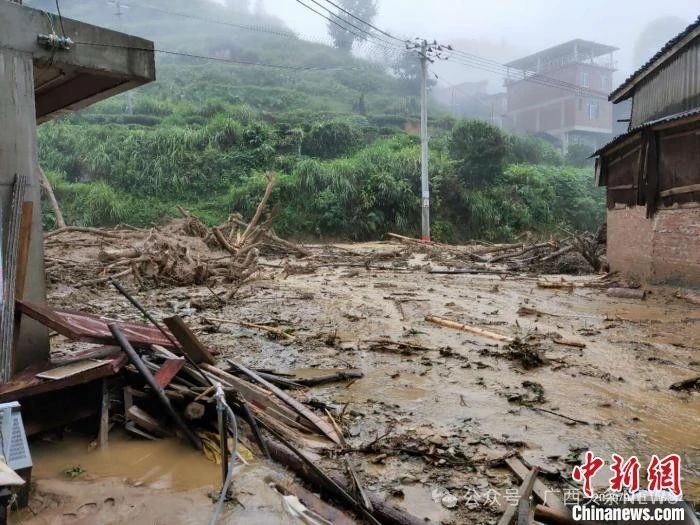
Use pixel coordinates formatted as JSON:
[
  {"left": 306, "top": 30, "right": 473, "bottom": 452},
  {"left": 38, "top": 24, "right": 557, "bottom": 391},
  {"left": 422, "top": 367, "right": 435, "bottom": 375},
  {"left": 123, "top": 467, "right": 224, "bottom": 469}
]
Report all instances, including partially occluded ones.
[{"left": 328, "top": 0, "right": 378, "bottom": 52}]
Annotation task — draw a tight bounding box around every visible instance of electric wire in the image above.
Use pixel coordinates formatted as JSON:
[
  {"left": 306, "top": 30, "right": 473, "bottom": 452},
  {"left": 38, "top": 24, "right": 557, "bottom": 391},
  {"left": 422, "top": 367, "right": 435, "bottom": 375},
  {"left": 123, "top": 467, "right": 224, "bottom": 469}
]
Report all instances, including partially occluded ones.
[
  {"left": 292, "top": 0, "right": 402, "bottom": 56},
  {"left": 317, "top": 0, "right": 407, "bottom": 43},
  {"left": 72, "top": 40, "right": 359, "bottom": 71},
  {"left": 302, "top": 0, "right": 400, "bottom": 49}
]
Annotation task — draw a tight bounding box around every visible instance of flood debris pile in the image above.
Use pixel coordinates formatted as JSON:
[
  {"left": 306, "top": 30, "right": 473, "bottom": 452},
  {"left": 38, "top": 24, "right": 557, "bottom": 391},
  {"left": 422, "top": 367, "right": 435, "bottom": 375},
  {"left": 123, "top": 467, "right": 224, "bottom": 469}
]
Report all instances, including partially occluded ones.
[
  {"left": 388, "top": 230, "right": 606, "bottom": 275},
  {"left": 44, "top": 172, "right": 307, "bottom": 293}
]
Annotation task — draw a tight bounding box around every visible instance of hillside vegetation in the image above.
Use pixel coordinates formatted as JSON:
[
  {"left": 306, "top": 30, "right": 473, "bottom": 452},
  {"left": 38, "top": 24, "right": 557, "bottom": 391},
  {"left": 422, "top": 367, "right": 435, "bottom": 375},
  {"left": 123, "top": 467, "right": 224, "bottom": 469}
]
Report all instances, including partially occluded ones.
[{"left": 31, "top": 0, "right": 603, "bottom": 241}]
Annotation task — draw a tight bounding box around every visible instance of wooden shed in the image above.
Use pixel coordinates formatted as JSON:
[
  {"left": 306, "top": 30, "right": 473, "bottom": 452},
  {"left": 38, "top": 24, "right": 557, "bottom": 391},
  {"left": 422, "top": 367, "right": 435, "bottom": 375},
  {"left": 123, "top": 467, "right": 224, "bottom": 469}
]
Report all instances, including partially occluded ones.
[{"left": 594, "top": 17, "right": 700, "bottom": 285}]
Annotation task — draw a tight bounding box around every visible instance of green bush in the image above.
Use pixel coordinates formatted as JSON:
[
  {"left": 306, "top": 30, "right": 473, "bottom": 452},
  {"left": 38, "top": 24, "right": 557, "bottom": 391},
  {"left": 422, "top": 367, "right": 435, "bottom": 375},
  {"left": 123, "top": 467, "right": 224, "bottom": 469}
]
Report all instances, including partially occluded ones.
[
  {"left": 449, "top": 120, "right": 507, "bottom": 187},
  {"left": 301, "top": 119, "right": 362, "bottom": 159}
]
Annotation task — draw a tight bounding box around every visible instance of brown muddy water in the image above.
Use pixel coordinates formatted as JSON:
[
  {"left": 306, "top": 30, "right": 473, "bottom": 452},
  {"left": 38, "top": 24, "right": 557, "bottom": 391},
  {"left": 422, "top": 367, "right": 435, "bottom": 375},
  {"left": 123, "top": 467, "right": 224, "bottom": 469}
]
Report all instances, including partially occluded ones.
[
  {"left": 12, "top": 433, "right": 300, "bottom": 524},
  {"left": 41, "top": 242, "right": 699, "bottom": 523}
]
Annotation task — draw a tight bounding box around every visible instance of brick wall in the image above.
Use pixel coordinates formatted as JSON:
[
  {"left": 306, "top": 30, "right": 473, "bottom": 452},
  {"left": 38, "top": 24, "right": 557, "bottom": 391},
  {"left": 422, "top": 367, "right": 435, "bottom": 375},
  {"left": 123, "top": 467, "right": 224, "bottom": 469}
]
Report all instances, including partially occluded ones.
[{"left": 607, "top": 205, "right": 700, "bottom": 286}]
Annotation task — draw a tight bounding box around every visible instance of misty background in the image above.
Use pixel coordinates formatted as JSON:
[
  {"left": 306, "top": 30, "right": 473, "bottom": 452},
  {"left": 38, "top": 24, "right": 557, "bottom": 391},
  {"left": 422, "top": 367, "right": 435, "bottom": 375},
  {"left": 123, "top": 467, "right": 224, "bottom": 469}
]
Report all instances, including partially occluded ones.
[
  {"left": 263, "top": 0, "right": 698, "bottom": 90},
  {"left": 23, "top": 0, "right": 700, "bottom": 243}
]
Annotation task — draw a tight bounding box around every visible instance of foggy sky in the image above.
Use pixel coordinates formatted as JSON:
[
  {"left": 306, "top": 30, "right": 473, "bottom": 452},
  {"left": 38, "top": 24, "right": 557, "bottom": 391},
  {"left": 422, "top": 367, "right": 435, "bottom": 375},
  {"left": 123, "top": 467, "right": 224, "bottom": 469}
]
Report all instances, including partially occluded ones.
[{"left": 262, "top": 0, "right": 699, "bottom": 89}]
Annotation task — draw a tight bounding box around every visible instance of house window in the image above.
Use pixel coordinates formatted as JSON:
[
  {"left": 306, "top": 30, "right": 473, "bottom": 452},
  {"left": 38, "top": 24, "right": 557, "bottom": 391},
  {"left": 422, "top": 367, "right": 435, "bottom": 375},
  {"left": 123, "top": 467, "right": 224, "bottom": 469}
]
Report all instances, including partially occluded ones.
[
  {"left": 581, "top": 72, "right": 589, "bottom": 88},
  {"left": 587, "top": 102, "right": 599, "bottom": 120},
  {"left": 601, "top": 75, "right": 608, "bottom": 90},
  {"left": 577, "top": 98, "right": 583, "bottom": 111}
]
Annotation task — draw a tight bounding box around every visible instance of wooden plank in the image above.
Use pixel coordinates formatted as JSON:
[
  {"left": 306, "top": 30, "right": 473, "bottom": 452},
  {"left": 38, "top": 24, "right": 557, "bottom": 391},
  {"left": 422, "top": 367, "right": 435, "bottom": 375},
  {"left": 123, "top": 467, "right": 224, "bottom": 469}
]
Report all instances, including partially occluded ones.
[
  {"left": 17, "top": 300, "right": 175, "bottom": 348},
  {"left": 163, "top": 316, "right": 216, "bottom": 365},
  {"left": 505, "top": 457, "right": 569, "bottom": 517},
  {"left": 153, "top": 357, "right": 185, "bottom": 388},
  {"left": 228, "top": 359, "right": 342, "bottom": 446},
  {"left": 0, "top": 353, "right": 126, "bottom": 402},
  {"left": 36, "top": 359, "right": 109, "bottom": 380},
  {"left": 498, "top": 466, "right": 538, "bottom": 525},
  {"left": 659, "top": 183, "right": 700, "bottom": 198},
  {"left": 127, "top": 405, "right": 169, "bottom": 437},
  {"left": 99, "top": 378, "right": 109, "bottom": 448},
  {"left": 14, "top": 201, "right": 33, "bottom": 299}
]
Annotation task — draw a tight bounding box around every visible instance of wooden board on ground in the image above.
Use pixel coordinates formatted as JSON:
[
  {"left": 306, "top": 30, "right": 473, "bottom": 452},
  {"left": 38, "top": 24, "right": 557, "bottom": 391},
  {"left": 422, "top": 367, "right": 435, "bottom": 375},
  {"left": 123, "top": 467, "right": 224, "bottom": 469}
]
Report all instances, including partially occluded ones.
[
  {"left": 162, "top": 316, "right": 216, "bottom": 364},
  {"left": 36, "top": 359, "right": 109, "bottom": 380}
]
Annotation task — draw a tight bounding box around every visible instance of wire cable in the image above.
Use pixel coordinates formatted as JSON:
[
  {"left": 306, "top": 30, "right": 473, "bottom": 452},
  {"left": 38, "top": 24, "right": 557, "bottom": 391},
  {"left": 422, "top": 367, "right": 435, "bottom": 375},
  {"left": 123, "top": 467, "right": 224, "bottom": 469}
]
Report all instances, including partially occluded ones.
[
  {"left": 302, "top": 0, "right": 400, "bottom": 49},
  {"left": 444, "top": 46, "right": 607, "bottom": 97},
  {"left": 293, "top": 0, "right": 402, "bottom": 56},
  {"left": 54, "top": 0, "right": 66, "bottom": 35},
  {"left": 127, "top": 1, "right": 301, "bottom": 41},
  {"left": 445, "top": 54, "right": 607, "bottom": 99},
  {"left": 73, "top": 40, "right": 359, "bottom": 71},
  {"left": 317, "top": 0, "right": 407, "bottom": 43}
]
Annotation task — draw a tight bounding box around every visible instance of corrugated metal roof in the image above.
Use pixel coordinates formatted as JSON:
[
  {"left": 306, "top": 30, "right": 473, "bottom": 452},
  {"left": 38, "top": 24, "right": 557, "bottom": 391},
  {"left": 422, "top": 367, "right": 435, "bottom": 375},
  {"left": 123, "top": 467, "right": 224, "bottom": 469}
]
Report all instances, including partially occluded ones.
[
  {"left": 610, "top": 16, "right": 700, "bottom": 102},
  {"left": 592, "top": 106, "right": 700, "bottom": 156}
]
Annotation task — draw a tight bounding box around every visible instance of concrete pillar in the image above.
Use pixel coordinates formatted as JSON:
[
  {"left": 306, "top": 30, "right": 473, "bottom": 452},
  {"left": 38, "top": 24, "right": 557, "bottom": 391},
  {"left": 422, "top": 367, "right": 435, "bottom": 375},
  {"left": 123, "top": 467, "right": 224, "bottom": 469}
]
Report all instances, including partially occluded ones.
[{"left": 0, "top": 48, "right": 49, "bottom": 373}]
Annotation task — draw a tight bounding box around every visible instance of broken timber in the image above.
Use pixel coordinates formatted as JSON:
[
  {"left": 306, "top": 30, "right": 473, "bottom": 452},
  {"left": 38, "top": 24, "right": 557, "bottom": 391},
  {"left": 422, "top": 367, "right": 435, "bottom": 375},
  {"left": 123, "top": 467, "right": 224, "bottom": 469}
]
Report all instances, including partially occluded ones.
[{"left": 228, "top": 359, "right": 342, "bottom": 446}]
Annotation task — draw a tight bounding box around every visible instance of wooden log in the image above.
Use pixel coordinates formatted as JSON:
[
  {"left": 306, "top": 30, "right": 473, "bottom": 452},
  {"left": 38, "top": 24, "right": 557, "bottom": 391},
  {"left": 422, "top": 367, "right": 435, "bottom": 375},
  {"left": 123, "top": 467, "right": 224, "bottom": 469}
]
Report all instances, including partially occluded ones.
[
  {"left": 606, "top": 287, "right": 646, "bottom": 300},
  {"left": 489, "top": 241, "right": 554, "bottom": 263},
  {"left": 294, "top": 369, "right": 364, "bottom": 386},
  {"left": 39, "top": 166, "right": 66, "bottom": 229},
  {"left": 552, "top": 338, "right": 586, "bottom": 349},
  {"left": 425, "top": 315, "right": 513, "bottom": 342},
  {"left": 228, "top": 359, "right": 342, "bottom": 446},
  {"left": 229, "top": 216, "right": 311, "bottom": 257},
  {"left": 539, "top": 244, "right": 574, "bottom": 262},
  {"left": 45, "top": 226, "right": 141, "bottom": 239},
  {"left": 472, "top": 243, "right": 523, "bottom": 256},
  {"left": 184, "top": 401, "right": 206, "bottom": 421}
]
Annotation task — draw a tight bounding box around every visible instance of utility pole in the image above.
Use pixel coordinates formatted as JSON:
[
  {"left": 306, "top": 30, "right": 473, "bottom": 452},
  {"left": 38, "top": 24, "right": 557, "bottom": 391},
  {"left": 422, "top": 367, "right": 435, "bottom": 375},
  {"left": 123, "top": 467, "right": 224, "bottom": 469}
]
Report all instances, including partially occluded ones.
[
  {"left": 406, "top": 38, "right": 449, "bottom": 242},
  {"left": 111, "top": 0, "right": 133, "bottom": 115},
  {"left": 419, "top": 39, "right": 430, "bottom": 241}
]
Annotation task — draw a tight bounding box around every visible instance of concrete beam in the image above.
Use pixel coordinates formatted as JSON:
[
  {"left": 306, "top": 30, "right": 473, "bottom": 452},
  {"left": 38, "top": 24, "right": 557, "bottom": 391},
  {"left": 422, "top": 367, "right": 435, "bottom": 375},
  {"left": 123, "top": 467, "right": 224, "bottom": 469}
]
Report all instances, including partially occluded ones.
[
  {"left": 0, "top": 1, "right": 155, "bottom": 122},
  {"left": 0, "top": 1, "right": 155, "bottom": 81}
]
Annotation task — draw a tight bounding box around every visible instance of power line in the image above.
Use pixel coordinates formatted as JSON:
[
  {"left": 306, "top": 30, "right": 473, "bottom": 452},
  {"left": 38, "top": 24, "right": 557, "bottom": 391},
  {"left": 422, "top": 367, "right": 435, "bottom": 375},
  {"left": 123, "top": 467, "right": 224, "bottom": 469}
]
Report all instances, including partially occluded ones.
[
  {"left": 293, "top": 0, "right": 402, "bottom": 55},
  {"left": 444, "top": 46, "right": 606, "bottom": 98},
  {"left": 445, "top": 53, "right": 607, "bottom": 99},
  {"left": 127, "top": 1, "right": 302, "bottom": 41},
  {"left": 317, "top": 0, "right": 407, "bottom": 43},
  {"left": 73, "top": 41, "right": 358, "bottom": 71}
]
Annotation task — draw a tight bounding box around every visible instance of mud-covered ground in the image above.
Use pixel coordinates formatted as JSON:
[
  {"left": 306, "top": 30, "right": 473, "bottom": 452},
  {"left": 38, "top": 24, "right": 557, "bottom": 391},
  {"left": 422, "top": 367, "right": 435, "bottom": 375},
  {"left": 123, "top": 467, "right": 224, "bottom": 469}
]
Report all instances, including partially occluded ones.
[{"left": 25, "top": 240, "right": 700, "bottom": 524}]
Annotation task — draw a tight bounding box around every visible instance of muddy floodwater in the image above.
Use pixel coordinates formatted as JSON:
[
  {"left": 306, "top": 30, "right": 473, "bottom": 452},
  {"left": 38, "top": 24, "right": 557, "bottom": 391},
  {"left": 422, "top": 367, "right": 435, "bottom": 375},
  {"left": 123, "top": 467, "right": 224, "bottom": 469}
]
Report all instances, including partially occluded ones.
[{"left": 35, "top": 241, "right": 699, "bottom": 523}]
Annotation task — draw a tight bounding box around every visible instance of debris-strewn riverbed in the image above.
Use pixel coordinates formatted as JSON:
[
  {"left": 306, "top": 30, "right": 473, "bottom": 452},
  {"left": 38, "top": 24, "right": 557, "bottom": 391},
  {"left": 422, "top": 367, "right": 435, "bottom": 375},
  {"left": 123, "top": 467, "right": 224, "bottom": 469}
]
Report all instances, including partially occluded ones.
[{"left": 31, "top": 233, "right": 700, "bottom": 524}]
